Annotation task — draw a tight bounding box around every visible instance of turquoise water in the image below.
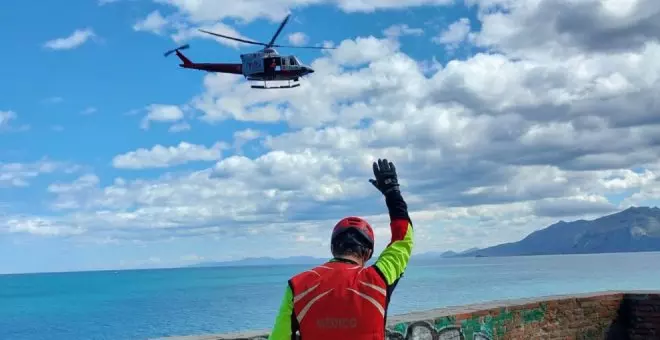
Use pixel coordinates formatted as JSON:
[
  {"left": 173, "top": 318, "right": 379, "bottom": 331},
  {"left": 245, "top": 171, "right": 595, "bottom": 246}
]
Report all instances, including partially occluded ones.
[{"left": 1, "top": 252, "right": 660, "bottom": 340}]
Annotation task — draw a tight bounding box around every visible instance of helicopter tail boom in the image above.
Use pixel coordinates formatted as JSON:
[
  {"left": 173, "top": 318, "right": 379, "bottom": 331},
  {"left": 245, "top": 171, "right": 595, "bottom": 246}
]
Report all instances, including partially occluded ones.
[
  {"left": 164, "top": 44, "right": 242, "bottom": 74},
  {"left": 175, "top": 50, "right": 193, "bottom": 66},
  {"left": 181, "top": 63, "right": 243, "bottom": 74}
]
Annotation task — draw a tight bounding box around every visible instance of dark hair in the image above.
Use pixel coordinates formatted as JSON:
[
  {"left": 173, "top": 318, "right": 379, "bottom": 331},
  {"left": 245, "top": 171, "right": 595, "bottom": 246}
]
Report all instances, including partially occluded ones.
[{"left": 331, "top": 228, "right": 372, "bottom": 260}]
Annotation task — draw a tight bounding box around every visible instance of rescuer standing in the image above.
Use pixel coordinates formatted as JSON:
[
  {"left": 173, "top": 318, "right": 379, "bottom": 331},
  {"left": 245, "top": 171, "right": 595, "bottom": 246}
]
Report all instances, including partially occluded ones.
[{"left": 268, "top": 158, "right": 414, "bottom": 340}]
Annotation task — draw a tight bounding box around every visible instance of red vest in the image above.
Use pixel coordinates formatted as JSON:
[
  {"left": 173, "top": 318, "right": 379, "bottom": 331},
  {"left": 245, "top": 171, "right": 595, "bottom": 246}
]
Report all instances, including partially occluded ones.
[{"left": 288, "top": 259, "right": 388, "bottom": 340}]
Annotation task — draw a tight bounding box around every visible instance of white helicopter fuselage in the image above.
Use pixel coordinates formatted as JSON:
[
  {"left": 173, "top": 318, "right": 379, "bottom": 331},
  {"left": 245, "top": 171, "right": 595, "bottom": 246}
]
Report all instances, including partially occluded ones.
[{"left": 240, "top": 49, "right": 314, "bottom": 81}]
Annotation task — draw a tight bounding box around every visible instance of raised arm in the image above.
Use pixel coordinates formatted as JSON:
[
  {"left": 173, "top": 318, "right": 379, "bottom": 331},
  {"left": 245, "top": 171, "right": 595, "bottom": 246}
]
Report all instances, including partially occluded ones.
[
  {"left": 374, "top": 191, "right": 413, "bottom": 286},
  {"left": 368, "top": 159, "right": 414, "bottom": 286}
]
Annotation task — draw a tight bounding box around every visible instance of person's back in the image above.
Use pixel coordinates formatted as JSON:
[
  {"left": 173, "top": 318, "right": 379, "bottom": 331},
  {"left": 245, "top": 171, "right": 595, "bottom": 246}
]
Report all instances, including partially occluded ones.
[{"left": 268, "top": 159, "right": 414, "bottom": 340}]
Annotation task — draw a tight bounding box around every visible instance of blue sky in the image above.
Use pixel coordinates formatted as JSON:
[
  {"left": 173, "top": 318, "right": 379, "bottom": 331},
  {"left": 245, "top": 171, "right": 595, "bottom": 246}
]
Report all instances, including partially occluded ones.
[
  {"left": 0, "top": 0, "right": 477, "bottom": 184},
  {"left": 1, "top": 0, "right": 659, "bottom": 274}
]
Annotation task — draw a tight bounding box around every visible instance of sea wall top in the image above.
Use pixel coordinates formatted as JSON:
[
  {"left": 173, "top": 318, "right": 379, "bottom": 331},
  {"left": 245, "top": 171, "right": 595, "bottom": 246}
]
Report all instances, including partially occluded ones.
[{"left": 161, "top": 290, "right": 660, "bottom": 340}]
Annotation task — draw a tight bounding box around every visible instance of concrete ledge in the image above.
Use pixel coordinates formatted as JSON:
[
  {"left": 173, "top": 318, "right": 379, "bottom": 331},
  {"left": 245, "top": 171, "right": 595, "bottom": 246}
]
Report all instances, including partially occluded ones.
[{"left": 158, "top": 290, "right": 660, "bottom": 340}]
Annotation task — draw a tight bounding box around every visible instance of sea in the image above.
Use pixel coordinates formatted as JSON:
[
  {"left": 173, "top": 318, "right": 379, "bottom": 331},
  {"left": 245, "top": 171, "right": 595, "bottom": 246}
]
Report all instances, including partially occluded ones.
[{"left": 1, "top": 252, "right": 660, "bottom": 340}]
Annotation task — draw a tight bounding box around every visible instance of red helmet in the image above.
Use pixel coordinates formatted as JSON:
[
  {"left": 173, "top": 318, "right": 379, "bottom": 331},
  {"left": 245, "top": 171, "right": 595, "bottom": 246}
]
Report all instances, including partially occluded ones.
[{"left": 331, "top": 216, "right": 375, "bottom": 249}]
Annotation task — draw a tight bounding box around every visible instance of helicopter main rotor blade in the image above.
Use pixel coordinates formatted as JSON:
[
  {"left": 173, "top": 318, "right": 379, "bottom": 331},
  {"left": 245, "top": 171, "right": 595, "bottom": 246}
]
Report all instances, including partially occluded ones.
[
  {"left": 198, "top": 29, "right": 268, "bottom": 47},
  {"left": 267, "top": 14, "right": 291, "bottom": 47},
  {"left": 271, "top": 44, "right": 336, "bottom": 50}
]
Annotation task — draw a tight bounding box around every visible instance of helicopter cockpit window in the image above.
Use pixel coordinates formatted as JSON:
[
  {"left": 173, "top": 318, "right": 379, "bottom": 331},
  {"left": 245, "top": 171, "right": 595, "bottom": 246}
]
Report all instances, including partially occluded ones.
[{"left": 288, "top": 56, "right": 299, "bottom": 66}]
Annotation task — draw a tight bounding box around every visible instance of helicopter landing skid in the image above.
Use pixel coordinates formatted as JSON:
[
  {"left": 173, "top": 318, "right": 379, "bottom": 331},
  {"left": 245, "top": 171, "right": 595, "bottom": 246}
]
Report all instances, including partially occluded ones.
[{"left": 250, "top": 79, "right": 300, "bottom": 89}]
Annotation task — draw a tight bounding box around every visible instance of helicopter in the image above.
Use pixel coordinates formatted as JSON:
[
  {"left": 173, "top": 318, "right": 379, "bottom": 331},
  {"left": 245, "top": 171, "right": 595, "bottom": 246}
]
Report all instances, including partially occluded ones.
[{"left": 164, "top": 14, "right": 335, "bottom": 89}]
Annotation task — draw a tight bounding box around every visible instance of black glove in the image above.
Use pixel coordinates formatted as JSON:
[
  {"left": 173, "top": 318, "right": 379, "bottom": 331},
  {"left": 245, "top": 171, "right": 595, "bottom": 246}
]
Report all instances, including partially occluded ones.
[{"left": 369, "top": 158, "right": 400, "bottom": 195}]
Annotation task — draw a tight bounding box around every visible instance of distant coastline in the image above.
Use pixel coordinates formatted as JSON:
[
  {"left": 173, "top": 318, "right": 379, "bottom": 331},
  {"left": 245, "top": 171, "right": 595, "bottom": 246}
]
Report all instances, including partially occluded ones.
[
  {"left": 8, "top": 207, "right": 658, "bottom": 275},
  {"left": 191, "top": 206, "right": 660, "bottom": 267},
  {"left": 188, "top": 250, "right": 660, "bottom": 268}
]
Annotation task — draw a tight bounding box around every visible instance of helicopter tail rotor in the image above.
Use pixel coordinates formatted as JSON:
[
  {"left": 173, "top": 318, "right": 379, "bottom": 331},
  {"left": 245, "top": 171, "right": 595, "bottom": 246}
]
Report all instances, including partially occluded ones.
[{"left": 164, "top": 44, "right": 190, "bottom": 57}]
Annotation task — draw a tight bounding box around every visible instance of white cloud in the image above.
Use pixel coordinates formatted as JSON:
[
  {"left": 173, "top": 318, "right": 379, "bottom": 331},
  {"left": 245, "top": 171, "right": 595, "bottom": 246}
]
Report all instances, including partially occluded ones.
[
  {"left": 151, "top": 0, "right": 454, "bottom": 23},
  {"left": 133, "top": 10, "right": 169, "bottom": 34},
  {"left": 169, "top": 122, "right": 191, "bottom": 133},
  {"left": 47, "top": 174, "right": 101, "bottom": 210},
  {"left": 471, "top": 0, "right": 660, "bottom": 59},
  {"left": 6, "top": 0, "right": 660, "bottom": 260},
  {"left": 49, "top": 174, "right": 100, "bottom": 194},
  {"left": 112, "top": 142, "right": 228, "bottom": 169},
  {"left": 433, "top": 17, "right": 471, "bottom": 46},
  {"left": 383, "top": 24, "right": 424, "bottom": 39},
  {"left": 44, "top": 28, "right": 96, "bottom": 50},
  {"left": 170, "top": 22, "right": 253, "bottom": 48},
  {"left": 0, "top": 111, "right": 17, "bottom": 130},
  {"left": 334, "top": 0, "right": 454, "bottom": 12},
  {"left": 140, "top": 104, "right": 185, "bottom": 129},
  {"left": 234, "top": 128, "right": 262, "bottom": 142},
  {"left": 6, "top": 218, "right": 85, "bottom": 236},
  {"left": 233, "top": 128, "right": 262, "bottom": 153},
  {"left": 0, "top": 160, "right": 79, "bottom": 188},
  {"left": 288, "top": 32, "right": 309, "bottom": 46},
  {"left": 133, "top": 0, "right": 453, "bottom": 48},
  {"left": 532, "top": 195, "right": 618, "bottom": 218}
]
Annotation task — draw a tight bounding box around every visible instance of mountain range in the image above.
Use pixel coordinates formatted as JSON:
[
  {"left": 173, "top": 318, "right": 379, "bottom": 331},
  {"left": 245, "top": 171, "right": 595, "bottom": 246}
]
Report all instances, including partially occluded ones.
[
  {"left": 191, "top": 206, "right": 660, "bottom": 267},
  {"left": 458, "top": 206, "right": 660, "bottom": 257}
]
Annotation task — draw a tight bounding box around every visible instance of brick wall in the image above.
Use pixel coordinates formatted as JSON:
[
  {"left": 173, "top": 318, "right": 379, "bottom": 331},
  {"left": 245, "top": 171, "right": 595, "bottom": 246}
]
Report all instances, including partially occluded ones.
[
  {"left": 614, "top": 293, "right": 660, "bottom": 340},
  {"left": 383, "top": 291, "right": 626, "bottom": 340},
  {"left": 165, "top": 290, "right": 660, "bottom": 340}
]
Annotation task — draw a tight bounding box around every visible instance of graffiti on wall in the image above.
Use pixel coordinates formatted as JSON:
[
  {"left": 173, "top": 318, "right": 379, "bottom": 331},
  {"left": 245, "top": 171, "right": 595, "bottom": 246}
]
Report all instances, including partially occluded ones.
[
  {"left": 383, "top": 303, "right": 548, "bottom": 340},
  {"left": 386, "top": 321, "right": 472, "bottom": 340}
]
